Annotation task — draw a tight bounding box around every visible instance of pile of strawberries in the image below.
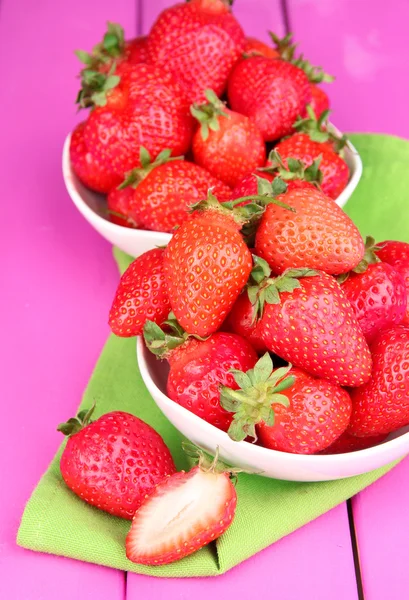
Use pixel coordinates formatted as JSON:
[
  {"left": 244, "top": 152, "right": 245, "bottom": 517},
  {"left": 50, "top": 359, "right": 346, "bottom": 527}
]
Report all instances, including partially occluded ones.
[
  {"left": 62, "top": 0, "right": 409, "bottom": 568},
  {"left": 70, "top": 0, "right": 349, "bottom": 232}
]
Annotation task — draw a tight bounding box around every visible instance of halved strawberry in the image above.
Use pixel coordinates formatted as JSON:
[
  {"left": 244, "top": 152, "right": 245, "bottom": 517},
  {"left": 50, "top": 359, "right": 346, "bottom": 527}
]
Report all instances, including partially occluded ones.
[{"left": 126, "top": 449, "right": 237, "bottom": 566}]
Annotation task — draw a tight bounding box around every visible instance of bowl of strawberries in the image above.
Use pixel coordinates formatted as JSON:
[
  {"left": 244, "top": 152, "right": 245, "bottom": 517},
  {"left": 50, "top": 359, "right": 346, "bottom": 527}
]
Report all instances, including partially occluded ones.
[{"left": 63, "top": 3, "right": 362, "bottom": 259}]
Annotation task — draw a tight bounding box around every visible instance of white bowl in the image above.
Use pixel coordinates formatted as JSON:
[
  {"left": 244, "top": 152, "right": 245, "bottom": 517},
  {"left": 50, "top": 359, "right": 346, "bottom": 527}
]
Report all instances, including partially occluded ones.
[
  {"left": 62, "top": 127, "right": 363, "bottom": 259},
  {"left": 136, "top": 337, "right": 409, "bottom": 482}
]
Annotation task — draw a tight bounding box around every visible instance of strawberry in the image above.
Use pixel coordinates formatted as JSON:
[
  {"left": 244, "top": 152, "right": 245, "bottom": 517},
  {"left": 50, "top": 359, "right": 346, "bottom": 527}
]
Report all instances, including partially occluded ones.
[
  {"left": 243, "top": 36, "right": 279, "bottom": 59},
  {"left": 162, "top": 194, "right": 256, "bottom": 336},
  {"left": 340, "top": 238, "right": 407, "bottom": 342},
  {"left": 117, "top": 148, "right": 231, "bottom": 233},
  {"left": 75, "top": 23, "right": 147, "bottom": 75},
  {"left": 109, "top": 248, "right": 171, "bottom": 337},
  {"left": 376, "top": 240, "right": 409, "bottom": 324},
  {"left": 310, "top": 84, "right": 330, "bottom": 118},
  {"left": 221, "top": 353, "right": 351, "bottom": 453},
  {"left": 191, "top": 89, "right": 266, "bottom": 187},
  {"left": 274, "top": 108, "right": 349, "bottom": 200},
  {"left": 126, "top": 447, "right": 237, "bottom": 565},
  {"left": 147, "top": 0, "right": 245, "bottom": 104},
  {"left": 227, "top": 56, "right": 311, "bottom": 141},
  {"left": 107, "top": 185, "right": 139, "bottom": 228},
  {"left": 255, "top": 183, "right": 365, "bottom": 275},
  {"left": 144, "top": 320, "right": 258, "bottom": 431},
  {"left": 223, "top": 291, "right": 268, "bottom": 353},
  {"left": 348, "top": 325, "right": 409, "bottom": 437},
  {"left": 246, "top": 263, "right": 372, "bottom": 386},
  {"left": 229, "top": 153, "right": 322, "bottom": 201},
  {"left": 70, "top": 122, "right": 120, "bottom": 194},
  {"left": 320, "top": 431, "right": 387, "bottom": 454},
  {"left": 70, "top": 62, "right": 193, "bottom": 193},
  {"left": 58, "top": 407, "right": 176, "bottom": 519}
]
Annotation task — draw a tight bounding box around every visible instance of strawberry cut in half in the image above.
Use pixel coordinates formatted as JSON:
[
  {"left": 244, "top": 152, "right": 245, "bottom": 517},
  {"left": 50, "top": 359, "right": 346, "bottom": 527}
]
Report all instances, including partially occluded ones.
[{"left": 126, "top": 447, "right": 237, "bottom": 566}]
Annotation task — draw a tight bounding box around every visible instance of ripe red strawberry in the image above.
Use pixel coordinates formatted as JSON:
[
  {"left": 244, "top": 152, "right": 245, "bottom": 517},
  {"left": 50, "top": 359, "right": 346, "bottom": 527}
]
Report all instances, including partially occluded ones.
[
  {"left": 107, "top": 185, "right": 139, "bottom": 228},
  {"left": 348, "top": 325, "right": 409, "bottom": 437},
  {"left": 247, "top": 265, "right": 372, "bottom": 386},
  {"left": 376, "top": 240, "right": 409, "bottom": 324},
  {"left": 255, "top": 184, "right": 364, "bottom": 275},
  {"left": 147, "top": 0, "right": 245, "bottom": 104},
  {"left": 75, "top": 23, "right": 147, "bottom": 74},
  {"left": 223, "top": 292, "right": 268, "bottom": 353},
  {"left": 243, "top": 36, "right": 279, "bottom": 58},
  {"left": 227, "top": 56, "right": 311, "bottom": 141},
  {"left": 320, "top": 431, "right": 387, "bottom": 454},
  {"left": 144, "top": 321, "right": 258, "bottom": 431},
  {"left": 274, "top": 132, "right": 349, "bottom": 200},
  {"left": 70, "top": 122, "right": 121, "bottom": 194},
  {"left": 70, "top": 62, "right": 193, "bottom": 193},
  {"left": 309, "top": 84, "right": 330, "bottom": 117},
  {"left": 221, "top": 354, "right": 351, "bottom": 453},
  {"left": 229, "top": 154, "right": 322, "bottom": 202},
  {"left": 117, "top": 148, "right": 231, "bottom": 233},
  {"left": 58, "top": 407, "right": 176, "bottom": 519},
  {"left": 109, "top": 248, "right": 171, "bottom": 337},
  {"left": 341, "top": 261, "right": 407, "bottom": 343},
  {"left": 162, "top": 195, "right": 255, "bottom": 336},
  {"left": 191, "top": 89, "right": 266, "bottom": 187},
  {"left": 126, "top": 448, "right": 237, "bottom": 565}
]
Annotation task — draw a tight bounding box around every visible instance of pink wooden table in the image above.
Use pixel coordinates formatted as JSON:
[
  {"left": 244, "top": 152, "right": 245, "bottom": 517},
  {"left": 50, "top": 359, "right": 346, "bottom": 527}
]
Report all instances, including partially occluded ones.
[{"left": 2, "top": 0, "right": 408, "bottom": 598}]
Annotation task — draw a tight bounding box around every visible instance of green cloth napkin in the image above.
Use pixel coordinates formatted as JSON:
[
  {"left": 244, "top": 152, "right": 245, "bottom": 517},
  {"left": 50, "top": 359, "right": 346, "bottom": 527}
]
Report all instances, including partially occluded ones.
[{"left": 17, "top": 134, "right": 409, "bottom": 577}]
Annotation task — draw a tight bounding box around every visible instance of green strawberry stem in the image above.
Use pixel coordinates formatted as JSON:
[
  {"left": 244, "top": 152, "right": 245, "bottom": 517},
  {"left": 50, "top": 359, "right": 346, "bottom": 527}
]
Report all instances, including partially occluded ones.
[
  {"left": 118, "top": 148, "right": 184, "bottom": 189},
  {"left": 220, "top": 353, "right": 293, "bottom": 442},
  {"left": 269, "top": 32, "right": 334, "bottom": 83},
  {"left": 143, "top": 317, "right": 189, "bottom": 358},
  {"left": 190, "top": 89, "right": 230, "bottom": 141},
  {"left": 337, "top": 236, "right": 380, "bottom": 283},
  {"left": 293, "top": 105, "right": 347, "bottom": 152},
  {"left": 261, "top": 150, "right": 323, "bottom": 187},
  {"left": 57, "top": 402, "right": 96, "bottom": 436},
  {"left": 247, "top": 261, "right": 319, "bottom": 320},
  {"left": 269, "top": 32, "right": 297, "bottom": 62},
  {"left": 75, "top": 22, "right": 125, "bottom": 70},
  {"left": 75, "top": 62, "right": 120, "bottom": 109}
]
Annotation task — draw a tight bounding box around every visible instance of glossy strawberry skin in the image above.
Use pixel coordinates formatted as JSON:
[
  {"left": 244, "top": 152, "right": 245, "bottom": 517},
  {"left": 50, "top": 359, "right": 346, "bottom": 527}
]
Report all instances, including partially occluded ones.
[
  {"left": 275, "top": 133, "right": 349, "bottom": 200},
  {"left": 320, "top": 431, "right": 387, "bottom": 454},
  {"left": 126, "top": 466, "right": 237, "bottom": 565},
  {"left": 109, "top": 249, "right": 171, "bottom": 337},
  {"left": 349, "top": 326, "right": 409, "bottom": 437},
  {"left": 60, "top": 411, "right": 176, "bottom": 519},
  {"left": 341, "top": 263, "right": 407, "bottom": 343},
  {"left": 70, "top": 122, "right": 122, "bottom": 193},
  {"left": 72, "top": 63, "right": 193, "bottom": 194},
  {"left": 257, "top": 368, "right": 352, "bottom": 454},
  {"left": 167, "top": 333, "right": 258, "bottom": 431},
  {"left": 260, "top": 271, "right": 372, "bottom": 387},
  {"left": 255, "top": 186, "right": 364, "bottom": 275},
  {"left": 376, "top": 240, "right": 409, "bottom": 324},
  {"left": 147, "top": 0, "right": 245, "bottom": 104},
  {"left": 107, "top": 186, "right": 140, "bottom": 228},
  {"left": 223, "top": 292, "right": 268, "bottom": 353},
  {"left": 129, "top": 161, "right": 231, "bottom": 233},
  {"left": 124, "top": 36, "right": 148, "bottom": 64},
  {"left": 163, "top": 210, "right": 253, "bottom": 336},
  {"left": 192, "top": 108, "right": 266, "bottom": 188},
  {"left": 227, "top": 57, "right": 311, "bottom": 141},
  {"left": 243, "top": 37, "right": 280, "bottom": 58},
  {"left": 309, "top": 84, "right": 330, "bottom": 117}
]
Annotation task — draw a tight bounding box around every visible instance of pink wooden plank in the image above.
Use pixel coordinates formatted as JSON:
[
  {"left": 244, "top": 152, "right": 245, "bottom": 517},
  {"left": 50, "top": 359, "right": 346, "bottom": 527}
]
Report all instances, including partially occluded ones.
[
  {"left": 287, "top": 0, "right": 409, "bottom": 138},
  {"left": 127, "top": 503, "right": 358, "bottom": 599},
  {"left": 0, "top": 0, "right": 137, "bottom": 598},
  {"left": 142, "top": 0, "right": 286, "bottom": 40},
  {"left": 352, "top": 457, "right": 409, "bottom": 599}
]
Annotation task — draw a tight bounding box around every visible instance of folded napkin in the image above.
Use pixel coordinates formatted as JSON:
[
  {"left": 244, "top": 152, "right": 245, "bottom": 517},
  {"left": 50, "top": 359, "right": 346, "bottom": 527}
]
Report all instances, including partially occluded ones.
[{"left": 17, "top": 134, "right": 409, "bottom": 577}]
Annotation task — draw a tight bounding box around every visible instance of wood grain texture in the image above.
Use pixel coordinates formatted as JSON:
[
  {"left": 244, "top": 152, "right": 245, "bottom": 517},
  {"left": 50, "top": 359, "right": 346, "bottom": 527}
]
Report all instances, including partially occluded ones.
[
  {"left": 287, "top": 0, "right": 409, "bottom": 138},
  {"left": 0, "top": 0, "right": 136, "bottom": 598}
]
